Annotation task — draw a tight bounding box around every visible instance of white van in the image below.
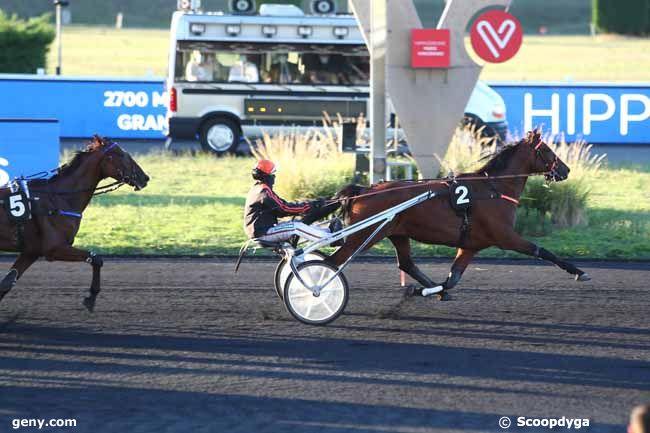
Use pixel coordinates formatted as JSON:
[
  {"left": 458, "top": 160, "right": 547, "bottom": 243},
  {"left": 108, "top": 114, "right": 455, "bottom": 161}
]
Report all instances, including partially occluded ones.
[{"left": 165, "top": 4, "right": 508, "bottom": 154}]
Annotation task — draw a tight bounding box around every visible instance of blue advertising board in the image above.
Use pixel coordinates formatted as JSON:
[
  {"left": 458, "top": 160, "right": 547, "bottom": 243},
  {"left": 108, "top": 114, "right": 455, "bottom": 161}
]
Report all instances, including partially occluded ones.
[
  {"left": 0, "top": 75, "right": 167, "bottom": 139},
  {"left": 0, "top": 119, "right": 60, "bottom": 186},
  {"left": 490, "top": 83, "right": 650, "bottom": 144},
  {"left": 0, "top": 75, "right": 648, "bottom": 144}
]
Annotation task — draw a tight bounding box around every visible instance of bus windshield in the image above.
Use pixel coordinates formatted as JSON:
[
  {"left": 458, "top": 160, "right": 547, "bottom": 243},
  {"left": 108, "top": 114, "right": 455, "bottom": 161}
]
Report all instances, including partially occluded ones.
[{"left": 174, "top": 42, "right": 369, "bottom": 85}]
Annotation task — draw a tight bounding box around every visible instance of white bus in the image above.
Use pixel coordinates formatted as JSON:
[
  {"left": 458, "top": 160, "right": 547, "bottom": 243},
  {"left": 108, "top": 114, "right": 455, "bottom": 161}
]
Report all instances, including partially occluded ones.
[{"left": 165, "top": 3, "right": 508, "bottom": 154}]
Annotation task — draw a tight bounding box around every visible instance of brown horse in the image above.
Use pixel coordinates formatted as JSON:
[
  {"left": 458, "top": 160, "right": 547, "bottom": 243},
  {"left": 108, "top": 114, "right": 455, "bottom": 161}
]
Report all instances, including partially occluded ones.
[
  {"left": 326, "top": 130, "right": 590, "bottom": 298},
  {"left": 0, "top": 135, "right": 149, "bottom": 311}
]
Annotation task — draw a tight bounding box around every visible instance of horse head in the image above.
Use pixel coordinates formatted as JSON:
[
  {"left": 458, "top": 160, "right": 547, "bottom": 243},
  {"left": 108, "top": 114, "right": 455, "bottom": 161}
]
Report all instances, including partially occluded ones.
[
  {"left": 90, "top": 135, "right": 150, "bottom": 190},
  {"left": 524, "top": 130, "right": 570, "bottom": 182}
]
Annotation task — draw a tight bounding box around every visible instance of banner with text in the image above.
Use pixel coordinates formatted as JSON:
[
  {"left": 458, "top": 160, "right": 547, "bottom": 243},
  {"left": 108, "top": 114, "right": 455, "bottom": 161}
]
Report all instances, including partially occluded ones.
[
  {"left": 0, "top": 76, "right": 167, "bottom": 139},
  {"left": 491, "top": 83, "right": 650, "bottom": 144},
  {"left": 0, "top": 76, "right": 648, "bottom": 144}
]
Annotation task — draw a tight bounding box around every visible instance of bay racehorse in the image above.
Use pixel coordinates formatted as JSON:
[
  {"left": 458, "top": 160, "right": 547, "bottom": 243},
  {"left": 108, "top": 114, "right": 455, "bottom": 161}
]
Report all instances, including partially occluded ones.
[
  {"left": 326, "top": 130, "right": 591, "bottom": 298},
  {"left": 0, "top": 135, "right": 149, "bottom": 311}
]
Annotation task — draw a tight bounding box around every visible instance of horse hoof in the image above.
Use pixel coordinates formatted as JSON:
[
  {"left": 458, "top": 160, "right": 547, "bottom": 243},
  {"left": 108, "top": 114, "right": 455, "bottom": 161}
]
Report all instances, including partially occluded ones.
[
  {"left": 576, "top": 273, "right": 591, "bottom": 282},
  {"left": 403, "top": 285, "right": 421, "bottom": 297},
  {"left": 0, "top": 271, "right": 17, "bottom": 292},
  {"left": 83, "top": 297, "right": 96, "bottom": 312},
  {"left": 436, "top": 291, "right": 452, "bottom": 301}
]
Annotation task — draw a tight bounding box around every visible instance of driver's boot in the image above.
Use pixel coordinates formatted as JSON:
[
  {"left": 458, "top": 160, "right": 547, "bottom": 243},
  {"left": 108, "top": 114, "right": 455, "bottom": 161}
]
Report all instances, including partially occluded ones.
[{"left": 329, "top": 218, "right": 344, "bottom": 246}]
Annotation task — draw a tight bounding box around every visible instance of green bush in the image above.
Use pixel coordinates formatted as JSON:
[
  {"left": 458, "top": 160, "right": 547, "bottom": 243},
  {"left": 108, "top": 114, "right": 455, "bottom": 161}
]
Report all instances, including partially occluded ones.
[
  {"left": 592, "top": 0, "right": 649, "bottom": 35},
  {"left": 519, "top": 139, "right": 604, "bottom": 235},
  {"left": 0, "top": 11, "right": 54, "bottom": 73}
]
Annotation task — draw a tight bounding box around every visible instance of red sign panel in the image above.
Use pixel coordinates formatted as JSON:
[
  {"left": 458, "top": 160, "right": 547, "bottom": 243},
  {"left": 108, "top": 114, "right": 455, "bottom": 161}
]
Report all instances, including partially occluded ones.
[
  {"left": 411, "top": 29, "right": 450, "bottom": 68},
  {"left": 470, "top": 10, "right": 523, "bottom": 64}
]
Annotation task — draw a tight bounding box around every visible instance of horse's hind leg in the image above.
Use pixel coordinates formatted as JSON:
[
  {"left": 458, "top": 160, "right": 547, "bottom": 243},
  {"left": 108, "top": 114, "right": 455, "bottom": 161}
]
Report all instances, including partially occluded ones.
[
  {"left": 436, "top": 248, "right": 478, "bottom": 299},
  {"left": 325, "top": 228, "right": 385, "bottom": 267},
  {"left": 388, "top": 236, "right": 443, "bottom": 297},
  {"left": 499, "top": 233, "right": 590, "bottom": 281},
  {"left": 0, "top": 253, "right": 39, "bottom": 303}
]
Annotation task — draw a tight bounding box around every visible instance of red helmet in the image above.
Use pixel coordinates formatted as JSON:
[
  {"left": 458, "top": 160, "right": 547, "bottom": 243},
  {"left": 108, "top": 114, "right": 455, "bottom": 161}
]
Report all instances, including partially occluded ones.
[{"left": 254, "top": 159, "right": 276, "bottom": 175}]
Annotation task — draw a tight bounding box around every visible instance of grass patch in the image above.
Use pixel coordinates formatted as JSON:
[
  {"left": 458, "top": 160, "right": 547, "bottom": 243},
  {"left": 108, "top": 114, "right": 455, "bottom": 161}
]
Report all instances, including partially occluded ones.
[
  {"left": 47, "top": 26, "right": 169, "bottom": 77},
  {"left": 72, "top": 151, "right": 650, "bottom": 259},
  {"left": 478, "top": 35, "right": 650, "bottom": 83},
  {"left": 46, "top": 26, "right": 650, "bottom": 82}
]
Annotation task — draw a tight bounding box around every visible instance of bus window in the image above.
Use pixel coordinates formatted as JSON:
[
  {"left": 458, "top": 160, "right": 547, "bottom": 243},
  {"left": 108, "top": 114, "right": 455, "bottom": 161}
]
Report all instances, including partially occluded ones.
[
  {"left": 301, "top": 53, "right": 369, "bottom": 85},
  {"left": 228, "top": 54, "right": 260, "bottom": 83},
  {"left": 185, "top": 50, "right": 214, "bottom": 82},
  {"left": 174, "top": 44, "right": 369, "bottom": 86}
]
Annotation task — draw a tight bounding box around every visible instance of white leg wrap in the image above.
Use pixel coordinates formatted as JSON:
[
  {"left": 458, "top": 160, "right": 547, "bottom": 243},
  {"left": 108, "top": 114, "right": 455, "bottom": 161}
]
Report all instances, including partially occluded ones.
[{"left": 422, "top": 285, "right": 444, "bottom": 297}]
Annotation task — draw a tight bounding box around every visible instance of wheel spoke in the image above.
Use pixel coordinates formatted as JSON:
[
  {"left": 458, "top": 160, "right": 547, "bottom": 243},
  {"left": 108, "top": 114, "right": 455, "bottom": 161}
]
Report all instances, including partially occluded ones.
[
  {"left": 316, "top": 267, "right": 329, "bottom": 285},
  {"left": 322, "top": 300, "right": 335, "bottom": 315},
  {"left": 300, "top": 270, "right": 314, "bottom": 288},
  {"left": 320, "top": 282, "right": 342, "bottom": 294},
  {"left": 290, "top": 291, "right": 313, "bottom": 300},
  {"left": 304, "top": 296, "right": 314, "bottom": 318}
]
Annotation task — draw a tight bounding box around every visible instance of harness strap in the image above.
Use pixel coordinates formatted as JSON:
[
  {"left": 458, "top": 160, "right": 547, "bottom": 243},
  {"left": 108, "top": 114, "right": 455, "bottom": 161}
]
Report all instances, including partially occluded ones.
[
  {"left": 499, "top": 194, "right": 520, "bottom": 205},
  {"left": 58, "top": 210, "right": 83, "bottom": 218}
]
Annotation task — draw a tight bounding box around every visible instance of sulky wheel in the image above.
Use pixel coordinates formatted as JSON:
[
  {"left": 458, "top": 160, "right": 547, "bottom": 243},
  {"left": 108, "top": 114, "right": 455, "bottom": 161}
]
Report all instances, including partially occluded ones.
[
  {"left": 273, "top": 251, "right": 326, "bottom": 300},
  {"left": 283, "top": 260, "right": 348, "bottom": 325}
]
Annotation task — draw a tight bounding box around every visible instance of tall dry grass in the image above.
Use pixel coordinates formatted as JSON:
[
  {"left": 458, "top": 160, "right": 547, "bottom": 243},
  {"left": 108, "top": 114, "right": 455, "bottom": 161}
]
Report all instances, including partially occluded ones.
[
  {"left": 438, "top": 124, "right": 499, "bottom": 174},
  {"left": 251, "top": 117, "right": 355, "bottom": 200}
]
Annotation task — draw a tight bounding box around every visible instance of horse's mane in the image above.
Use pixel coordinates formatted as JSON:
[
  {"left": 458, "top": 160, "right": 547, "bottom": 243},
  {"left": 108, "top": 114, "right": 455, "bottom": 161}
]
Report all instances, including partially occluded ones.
[
  {"left": 29, "top": 135, "right": 108, "bottom": 186},
  {"left": 472, "top": 130, "right": 541, "bottom": 175},
  {"left": 473, "top": 143, "right": 521, "bottom": 174}
]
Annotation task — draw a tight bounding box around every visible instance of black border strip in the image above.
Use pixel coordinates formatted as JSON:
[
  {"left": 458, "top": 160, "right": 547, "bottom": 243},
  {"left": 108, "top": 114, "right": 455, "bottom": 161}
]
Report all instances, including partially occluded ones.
[
  {"left": 182, "top": 88, "right": 370, "bottom": 98},
  {"left": 0, "top": 118, "right": 58, "bottom": 123}
]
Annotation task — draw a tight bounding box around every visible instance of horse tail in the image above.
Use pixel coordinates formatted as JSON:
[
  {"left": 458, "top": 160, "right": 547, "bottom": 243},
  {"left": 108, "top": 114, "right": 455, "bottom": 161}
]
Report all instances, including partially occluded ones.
[{"left": 334, "top": 184, "right": 366, "bottom": 223}]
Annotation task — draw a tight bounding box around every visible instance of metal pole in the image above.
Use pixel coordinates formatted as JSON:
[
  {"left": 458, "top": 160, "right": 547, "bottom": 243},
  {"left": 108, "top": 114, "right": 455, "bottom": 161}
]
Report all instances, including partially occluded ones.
[
  {"left": 369, "top": 0, "right": 386, "bottom": 184},
  {"left": 55, "top": 4, "right": 62, "bottom": 75}
]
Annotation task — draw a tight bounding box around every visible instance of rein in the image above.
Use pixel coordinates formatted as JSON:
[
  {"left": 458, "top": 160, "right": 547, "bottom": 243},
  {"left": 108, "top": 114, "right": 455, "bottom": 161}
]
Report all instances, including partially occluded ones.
[
  {"left": 328, "top": 171, "right": 551, "bottom": 204},
  {"left": 327, "top": 139, "right": 558, "bottom": 205},
  {"left": 31, "top": 181, "right": 126, "bottom": 197}
]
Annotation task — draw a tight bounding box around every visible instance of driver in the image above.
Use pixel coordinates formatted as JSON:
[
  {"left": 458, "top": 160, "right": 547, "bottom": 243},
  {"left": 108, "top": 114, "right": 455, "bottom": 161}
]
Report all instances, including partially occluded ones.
[{"left": 244, "top": 160, "right": 336, "bottom": 243}]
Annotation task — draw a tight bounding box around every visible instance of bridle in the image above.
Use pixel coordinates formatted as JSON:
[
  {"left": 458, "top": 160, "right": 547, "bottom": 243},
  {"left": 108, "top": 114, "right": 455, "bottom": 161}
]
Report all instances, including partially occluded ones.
[
  {"left": 100, "top": 142, "right": 131, "bottom": 191},
  {"left": 534, "top": 140, "right": 561, "bottom": 180}
]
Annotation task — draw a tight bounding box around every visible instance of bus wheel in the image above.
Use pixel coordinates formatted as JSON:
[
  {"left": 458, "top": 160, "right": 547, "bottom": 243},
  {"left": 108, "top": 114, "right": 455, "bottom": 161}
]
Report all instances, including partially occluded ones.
[{"left": 199, "top": 117, "right": 240, "bottom": 155}]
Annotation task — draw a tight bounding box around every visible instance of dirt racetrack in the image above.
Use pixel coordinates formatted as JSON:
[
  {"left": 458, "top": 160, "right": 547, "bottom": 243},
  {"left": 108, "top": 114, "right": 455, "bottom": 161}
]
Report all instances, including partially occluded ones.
[{"left": 0, "top": 257, "right": 649, "bottom": 433}]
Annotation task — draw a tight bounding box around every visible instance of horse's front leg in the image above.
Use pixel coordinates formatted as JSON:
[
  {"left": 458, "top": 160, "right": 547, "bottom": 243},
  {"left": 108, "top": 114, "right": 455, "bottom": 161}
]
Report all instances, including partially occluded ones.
[
  {"left": 498, "top": 233, "right": 590, "bottom": 281},
  {"left": 44, "top": 245, "right": 104, "bottom": 311},
  {"left": 0, "top": 253, "right": 39, "bottom": 303}
]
